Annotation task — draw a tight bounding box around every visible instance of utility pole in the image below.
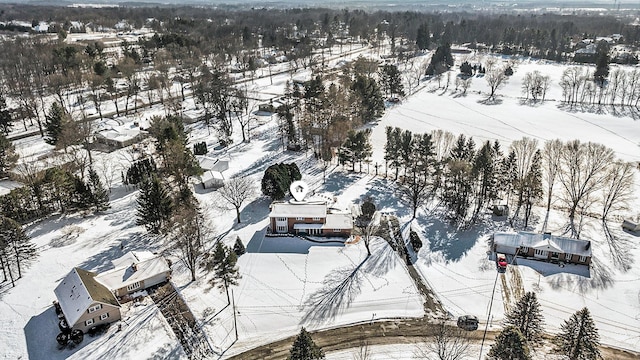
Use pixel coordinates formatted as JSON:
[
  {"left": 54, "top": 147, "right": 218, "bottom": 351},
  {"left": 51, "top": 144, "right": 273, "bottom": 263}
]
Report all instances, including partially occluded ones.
[
  {"left": 479, "top": 271, "right": 499, "bottom": 359},
  {"left": 232, "top": 289, "right": 238, "bottom": 341}
]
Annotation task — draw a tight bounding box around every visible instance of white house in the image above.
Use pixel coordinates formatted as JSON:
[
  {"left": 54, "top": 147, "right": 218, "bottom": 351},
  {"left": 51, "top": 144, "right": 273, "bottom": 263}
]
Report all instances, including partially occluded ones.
[
  {"left": 54, "top": 268, "right": 122, "bottom": 334},
  {"left": 95, "top": 251, "right": 172, "bottom": 298},
  {"left": 493, "top": 231, "right": 592, "bottom": 266},
  {"left": 94, "top": 118, "right": 148, "bottom": 150}
]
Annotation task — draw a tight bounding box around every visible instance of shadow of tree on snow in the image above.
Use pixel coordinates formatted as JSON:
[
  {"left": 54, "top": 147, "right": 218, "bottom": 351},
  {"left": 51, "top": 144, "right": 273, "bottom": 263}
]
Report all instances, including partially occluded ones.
[{"left": 300, "top": 240, "right": 395, "bottom": 326}]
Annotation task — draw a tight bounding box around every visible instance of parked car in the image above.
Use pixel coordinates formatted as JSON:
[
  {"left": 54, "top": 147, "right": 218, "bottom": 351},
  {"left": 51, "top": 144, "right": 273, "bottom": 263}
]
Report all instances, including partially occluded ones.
[
  {"left": 496, "top": 253, "right": 508, "bottom": 273},
  {"left": 457, "top": 315, "right": 479, "bottom": 331}
]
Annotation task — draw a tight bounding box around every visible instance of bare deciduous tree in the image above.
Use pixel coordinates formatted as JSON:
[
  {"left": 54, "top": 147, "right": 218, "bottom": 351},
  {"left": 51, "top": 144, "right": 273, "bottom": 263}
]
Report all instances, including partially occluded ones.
[
  {"left": 558, "top": 140, "right": 614, "bottom": 237},
  {"left": 542, "top": 139, "right": 563, "bottom": 231},
  {"left": 415, "top": 321, "right": 470, "bottom": 360},
  {"left": 484, "top": 58, "right": 509, "bottom": 100},
  {"left": 168, "top": 196, "right": 212, "bottom": 282},
  {"left": 559, "top": 67, "right": 588, "bottom": 104},
  {"left": 509, "top": 137, "right": 539, "bottom": 222},
  {"left": 216, "top": 176, "right": 256, "bottom": 224},
  {"left": 521, "top": 70, "right": 549, "bottom": 102},
  {"left": 601, "top": 161, "right": 635, "bottom": 220},
  {"left": 352, "top": 340, "right": 371, "bottom": 360}
]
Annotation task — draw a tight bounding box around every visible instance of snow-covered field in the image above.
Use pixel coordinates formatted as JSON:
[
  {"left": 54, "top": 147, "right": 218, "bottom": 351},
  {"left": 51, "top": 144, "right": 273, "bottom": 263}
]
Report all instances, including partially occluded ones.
[{"left": 1, "top": 43, "right": 640, "bottom": 359}]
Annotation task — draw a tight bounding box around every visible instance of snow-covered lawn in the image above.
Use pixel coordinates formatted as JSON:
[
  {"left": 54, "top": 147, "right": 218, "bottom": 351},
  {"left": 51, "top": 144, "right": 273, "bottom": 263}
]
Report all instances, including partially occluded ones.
[{"left": 179, "top": 233, "right": 424, "bottom": 357}]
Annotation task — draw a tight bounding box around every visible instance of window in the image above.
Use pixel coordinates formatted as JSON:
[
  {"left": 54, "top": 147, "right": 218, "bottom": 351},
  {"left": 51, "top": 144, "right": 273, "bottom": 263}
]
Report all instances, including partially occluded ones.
[
  {"left": 276, "top": 225, "right": 287, "bottom": 233},
  {"left": 276, "top": 217, "right": 287, "bottom": 222},
  {"left": 333, "top": 229, "right": 340, "bottom": 232},
  {"left": 85, "top": 318, "right": 94, "bottom": 326},
  {"left": 534, "top": 249, "right": 546, "bottom": 256},
  {"left": 565, "top": 253, "right": 573, "bottom": 261},
  {"left": 127, "top": 282, "right": 141, "bottom": 291},
  {"left": 579, "top": 255, "right": 587, "bottom": 262},
  {"left": 88, "top": 304, "right": 102, "bottom": 313},
  {"left": 312, "top": 217, "right": 321, "bottom": 221},
  {"left": 295, "top": 217, "right": 304, "bottom": 221},
  {"left": 100, "top": 313, "right": 110, "bottom": 321}
]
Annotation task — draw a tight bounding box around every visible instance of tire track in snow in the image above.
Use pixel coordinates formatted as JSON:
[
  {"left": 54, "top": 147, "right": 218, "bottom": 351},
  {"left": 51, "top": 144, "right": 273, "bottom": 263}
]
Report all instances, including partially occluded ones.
[
  {"left": 397, "top": 107, "right": 512, "bottom": 142},
  {"left": 449, "top": 97, "right": 546, "bottom": 141},
  {"left": 561, "top": 111, "right": 640, "bottom": 160}
]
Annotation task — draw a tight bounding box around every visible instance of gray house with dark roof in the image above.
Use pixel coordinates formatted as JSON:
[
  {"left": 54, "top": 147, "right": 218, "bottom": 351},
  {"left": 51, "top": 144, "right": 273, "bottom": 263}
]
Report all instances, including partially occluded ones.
[
  {"left": 493, "top": 231, "right": 592, "bottom": 266},
  {"left": 54, "top": 268, "right": 122, "bottom": 333}
]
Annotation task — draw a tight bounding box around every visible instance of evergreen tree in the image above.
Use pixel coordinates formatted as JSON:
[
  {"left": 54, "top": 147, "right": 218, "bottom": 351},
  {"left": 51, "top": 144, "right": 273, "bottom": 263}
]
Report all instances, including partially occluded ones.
[
  {"left": 136, "top": 176, "right": 173, "bottom": 234},
  {"left": 233, "top": 236, "right": 246, "bottom": 256},
  {"left": 350, "top": 74, "right": 384, "bottom": 123},
  {"left": 342, "top": 129, "right": 373, "bottom": 172},
  {"left": 207, "top": 242, "right": 241, "bottom": 305},
  {"left": 126, "top": 157, "right": 157, "bottom": 185},
  {"left": 87, "top": 167, "right": 110, "bottom": 212},
  {"left": 385, "top": 127, "right": 403, "bottom": 180},
  {"left": 398, "top": 129, "right": 414, "bottom": 177},
  {"left": 416, "top": 22, "right": 430, "bottom": 50},
  {"left": 0, "top": 133, "right": 18, "bottom": 177},
  {"left": 487, "top": 326, "right": 531, "bottom": 360},
  {"left": 72, "top": 175, "right": 94, "bottom": 210},
  {"left": 289, "top": 327, "right": 325, "bottom": 360},
  {"left": 410, "top": 133, "right": 435, "bottom": 182},
  {"left": 0, "top": 216, "right": 37, "bottom": 283},
  {"left": 261, "top": 163, "right": 302, "bottom": 200},
  {"left": 0, "top": 93, "right": 13, "bottom": 135},
  {"left": 380, "top": 64, "right": 405, "bottom": 98},
  {"left": 425, "top": 43, "right": 454, "bottom": 76},
  {"left": 460, "top": 61, "right": 473, "bottom": 77},
  {"left": 44, "top": 102, "right": 67, "bottom": 146},
  {"left": 554, "top": 307, "right": 602, "bottom": 360},
  {"left": 594, "top": 41, "right": 609, "bottom": 87},
  {"left": 504, "top": 292, "right": 545, "bottom": 347},
  {"left": 522, "top": 150, "right": 543, "bottom": 228}
]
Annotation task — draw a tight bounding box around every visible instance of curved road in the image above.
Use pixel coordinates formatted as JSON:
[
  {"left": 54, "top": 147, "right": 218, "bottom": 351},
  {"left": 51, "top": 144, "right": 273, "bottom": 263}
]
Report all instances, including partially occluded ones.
[{"left": 228, "top": 317, "right": 640, "bottom": 359}]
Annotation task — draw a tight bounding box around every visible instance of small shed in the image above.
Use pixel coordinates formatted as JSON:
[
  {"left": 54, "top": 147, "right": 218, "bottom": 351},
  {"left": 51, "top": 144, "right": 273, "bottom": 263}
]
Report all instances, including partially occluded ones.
[{"left": 197, "top": 156, "right": 228, "bottom": 189}]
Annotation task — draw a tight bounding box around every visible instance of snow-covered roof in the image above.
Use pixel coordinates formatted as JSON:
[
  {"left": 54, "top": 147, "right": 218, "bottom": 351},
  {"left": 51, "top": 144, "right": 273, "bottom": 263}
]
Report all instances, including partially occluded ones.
[
  {"left": 54, "top": 268, "right": 120, "bottom": 327},
  {"left": 96, "top": 252, "right": 170, "bottom": 292},
  {"left": 201, "top": 170, "right": 224, "bottom": 183},
  {"left": 96, "top": 126, "right": 142, "bottom": 143},
  {"left": 270, "top": 202, "right": 327, "bottom": 218},
  {"left": 110, "top": 251, "right": 156, "bottom": 269},
  {"left": 494, "top": 231, "right": 592, "bottom": 257},
  {"left": 324, "top": 213, "right": 353, "bottom": 230},
  {"left": 532, "top": 239, "right": 563, "bottom": 253},
  {"left": 197, "top": 156, "right": 228, "bottom": 172},
  {"left": 0, "top": 180, "right": 23, "bottom": 196}
]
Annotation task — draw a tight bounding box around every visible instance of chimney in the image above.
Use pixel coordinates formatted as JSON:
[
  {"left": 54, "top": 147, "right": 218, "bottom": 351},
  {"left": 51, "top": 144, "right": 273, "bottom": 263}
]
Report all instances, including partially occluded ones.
[{"left": 131, "top": 263, "right": 137, "bottom": 272}]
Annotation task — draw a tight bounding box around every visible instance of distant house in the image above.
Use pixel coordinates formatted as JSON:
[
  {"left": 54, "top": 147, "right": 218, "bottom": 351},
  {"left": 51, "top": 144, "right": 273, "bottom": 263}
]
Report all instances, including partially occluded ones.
[
  {"left": 0, "top": 179, "right": 24, "bottom": 197},
  {"left": 493, "top": 231, "right": 592, "bottom": 266},
  {"left": 197, "top": 155, "right": 228, "bottom": 189},
  {"left": 94, "top": 119, "right": 148, "bottom": 150},
  {"left": 269, "top": 194, "right": 353, "bottom": 237},
  {"left": 95, "top": 251, "right": 172, "bottom": 298},
  {"left": 54, "top": 268, "right": 122, "bottom": 333}
]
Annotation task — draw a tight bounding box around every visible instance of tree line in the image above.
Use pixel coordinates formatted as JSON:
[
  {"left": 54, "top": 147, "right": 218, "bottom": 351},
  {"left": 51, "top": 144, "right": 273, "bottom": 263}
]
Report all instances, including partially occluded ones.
[{"left": 384, "top": 127, "right": 634, "bottom": 235}]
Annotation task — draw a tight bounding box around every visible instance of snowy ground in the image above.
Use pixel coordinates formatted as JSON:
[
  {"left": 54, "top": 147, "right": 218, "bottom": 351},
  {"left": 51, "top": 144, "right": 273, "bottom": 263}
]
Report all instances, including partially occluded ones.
[{"left": 2, "top": 43, "right": 640, "bottom": 359}]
